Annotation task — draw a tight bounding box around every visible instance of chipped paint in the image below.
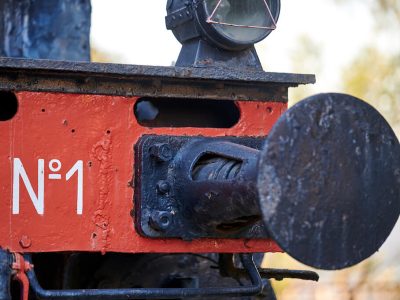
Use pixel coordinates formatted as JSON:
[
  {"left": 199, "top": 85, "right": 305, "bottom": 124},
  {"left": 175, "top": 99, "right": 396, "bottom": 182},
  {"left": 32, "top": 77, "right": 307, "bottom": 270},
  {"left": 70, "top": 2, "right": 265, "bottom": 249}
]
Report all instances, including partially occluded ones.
[
  {"left": 0, "top": 92, "right": 284, "bottom": 254},
  {"left": 91, "top": 136, "right": 113, "bottom": 254}
]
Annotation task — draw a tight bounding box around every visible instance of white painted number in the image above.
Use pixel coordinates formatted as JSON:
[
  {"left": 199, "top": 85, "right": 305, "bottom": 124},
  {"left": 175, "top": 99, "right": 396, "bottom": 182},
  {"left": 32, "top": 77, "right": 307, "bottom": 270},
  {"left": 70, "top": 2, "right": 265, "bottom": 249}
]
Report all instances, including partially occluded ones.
[
  {"left": 66, "top": 160, "right": 84, "bottom": 215},
  {"left": 12, "top": 159, "right": 84, "bottom": 215}
]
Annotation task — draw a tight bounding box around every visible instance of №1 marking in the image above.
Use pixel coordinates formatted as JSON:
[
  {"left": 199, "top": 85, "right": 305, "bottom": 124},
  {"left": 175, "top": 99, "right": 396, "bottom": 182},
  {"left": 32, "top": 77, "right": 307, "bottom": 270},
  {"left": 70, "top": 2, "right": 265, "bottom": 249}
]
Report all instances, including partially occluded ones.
[{"left": 12, "top": 159, "right": 84, "bottom": 215}]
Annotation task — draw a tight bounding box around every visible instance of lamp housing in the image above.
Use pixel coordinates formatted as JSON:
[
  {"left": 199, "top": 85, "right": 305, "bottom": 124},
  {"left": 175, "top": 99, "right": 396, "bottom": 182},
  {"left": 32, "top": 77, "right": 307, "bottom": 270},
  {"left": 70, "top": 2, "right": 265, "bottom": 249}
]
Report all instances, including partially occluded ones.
[{"left": 166, "top": 0, "right": 281, "bottom": 69}]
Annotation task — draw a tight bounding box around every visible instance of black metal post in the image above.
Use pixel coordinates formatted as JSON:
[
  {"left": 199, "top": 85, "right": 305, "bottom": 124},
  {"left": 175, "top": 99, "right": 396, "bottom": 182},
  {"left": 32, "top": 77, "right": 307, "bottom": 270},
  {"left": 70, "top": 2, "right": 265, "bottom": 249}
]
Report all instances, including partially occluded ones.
[
  {"left": 0, "top": 250, "right": 12, "bottom": 300},
  {"left": 0, "top": 0, "right": 91, "bottom": 61}
]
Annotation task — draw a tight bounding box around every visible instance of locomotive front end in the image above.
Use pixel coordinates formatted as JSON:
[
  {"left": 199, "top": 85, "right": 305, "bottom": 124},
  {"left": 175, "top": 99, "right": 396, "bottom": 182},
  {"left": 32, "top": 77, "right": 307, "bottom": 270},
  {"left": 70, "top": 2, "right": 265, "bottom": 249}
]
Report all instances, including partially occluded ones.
[{"left": 0, "top": 0, "right": 399, "bottom": 299}]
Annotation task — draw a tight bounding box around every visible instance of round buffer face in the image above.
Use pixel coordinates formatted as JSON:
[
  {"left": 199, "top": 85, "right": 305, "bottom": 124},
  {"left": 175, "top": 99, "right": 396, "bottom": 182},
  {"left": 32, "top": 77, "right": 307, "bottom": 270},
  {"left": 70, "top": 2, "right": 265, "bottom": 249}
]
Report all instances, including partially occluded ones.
[{"left": 258, "top": 93, "right": 400, "bottom": 270}]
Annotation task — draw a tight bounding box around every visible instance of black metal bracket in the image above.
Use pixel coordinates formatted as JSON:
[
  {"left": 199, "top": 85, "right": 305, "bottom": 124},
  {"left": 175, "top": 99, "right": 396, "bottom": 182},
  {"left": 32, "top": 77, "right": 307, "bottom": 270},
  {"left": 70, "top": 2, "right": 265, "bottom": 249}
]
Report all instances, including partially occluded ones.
[
  {"left": 219, "top": 254, "right": 319, "bottom": 283},
  {"left": 26, "top": 254, "right": 263, "bottom": 299},
  {"left": 134, "top": 135, "right": 268, "bottom": 240}
]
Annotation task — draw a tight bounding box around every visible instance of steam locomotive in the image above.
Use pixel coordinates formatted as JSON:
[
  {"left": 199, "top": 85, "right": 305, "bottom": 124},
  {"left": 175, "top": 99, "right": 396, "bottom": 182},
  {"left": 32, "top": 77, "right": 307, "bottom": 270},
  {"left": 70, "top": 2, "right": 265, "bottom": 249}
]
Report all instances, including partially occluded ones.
[{"left": 0, "top": 0, "right": 399, "bottom": 299}]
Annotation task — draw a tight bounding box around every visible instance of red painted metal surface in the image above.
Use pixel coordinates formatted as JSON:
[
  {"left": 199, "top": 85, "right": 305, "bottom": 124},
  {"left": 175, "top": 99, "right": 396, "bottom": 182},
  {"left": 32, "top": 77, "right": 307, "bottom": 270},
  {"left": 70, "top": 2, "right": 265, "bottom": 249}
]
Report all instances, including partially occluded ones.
[
  {"left": 0, "top": 92, "right": 285, "bottom": 254},
  {"left": 11, "top": 253, "right": 32, "bottom": 300}
]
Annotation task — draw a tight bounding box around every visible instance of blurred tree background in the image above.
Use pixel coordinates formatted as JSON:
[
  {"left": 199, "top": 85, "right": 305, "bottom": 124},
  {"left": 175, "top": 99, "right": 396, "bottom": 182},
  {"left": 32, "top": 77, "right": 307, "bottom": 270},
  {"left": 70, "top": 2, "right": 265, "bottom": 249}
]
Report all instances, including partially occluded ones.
[
  {"left": 337, "top": 0, "right": 400, "bottom": 137},
  {"left": 290, "top": 0, "right": 400, "bottom": 138}
]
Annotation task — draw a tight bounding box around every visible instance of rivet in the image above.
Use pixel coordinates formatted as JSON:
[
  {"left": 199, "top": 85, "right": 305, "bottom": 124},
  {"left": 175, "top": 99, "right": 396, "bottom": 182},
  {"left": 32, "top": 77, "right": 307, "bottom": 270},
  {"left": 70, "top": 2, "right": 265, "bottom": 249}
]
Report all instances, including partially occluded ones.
[
  {"left": 19, "top": 235, "right": 32, "bottom": 249},
  {"left": 149, "top": 143, "right": 173, "bottom": 162},
  {"left": 149, "top": 211, "right": 172, "bottom": 232},
  {"left": 157, "top": 180, "right": 171, "bottom": 194}
]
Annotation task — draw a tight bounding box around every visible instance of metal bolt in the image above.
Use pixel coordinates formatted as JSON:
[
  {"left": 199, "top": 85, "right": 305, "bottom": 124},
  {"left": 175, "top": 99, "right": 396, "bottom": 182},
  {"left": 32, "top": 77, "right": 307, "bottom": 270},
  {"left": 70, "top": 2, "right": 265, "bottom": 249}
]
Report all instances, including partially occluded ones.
[
  {"left": 157, "top": 180, "right": 171, "bottom": 194},
  {"left": 149, "top": 211, "right": 172, "bottom": 232},
  {"left": 19, "top": 235, "right": 32, "bottom": 249},
  {"left": 149, "top": 143, "right": 173, "bottom": 162}
]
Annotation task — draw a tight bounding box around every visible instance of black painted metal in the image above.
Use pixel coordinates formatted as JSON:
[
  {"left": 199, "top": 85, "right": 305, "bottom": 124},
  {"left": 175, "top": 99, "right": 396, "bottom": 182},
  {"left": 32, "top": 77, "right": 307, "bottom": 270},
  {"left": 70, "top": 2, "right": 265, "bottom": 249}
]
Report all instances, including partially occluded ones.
[
  {"left": 26, "top": 254, "right": 263, "bottom": 299},
  {"left": 258, "top": 93, "right": 400, "bottom": 270},
  {"left": 219, "top": 254, "right": 319, "bottom": 282},
  {"left": 0, "top": 0, "right": 91, "bottom": 61},
  {"left": 0, "top": 250, "right": 12, "bottom": 300},
  {"left": 0, "top": 57, "right": 315, "bottom": 101},
  {"left": 175, "top": 39, "right": 263, "bottom": 70},
  {"left": 166, "top": 0, "right": 280, "bottom": 69},
  {"left": 135, "top": 135, "right": 268, "bottom": 239},
  {"left": 258, "top": 269, "right": 319, "bottom": 282},
  {"left": 174, "top": 139, "right": 260, "bottom": 235}
]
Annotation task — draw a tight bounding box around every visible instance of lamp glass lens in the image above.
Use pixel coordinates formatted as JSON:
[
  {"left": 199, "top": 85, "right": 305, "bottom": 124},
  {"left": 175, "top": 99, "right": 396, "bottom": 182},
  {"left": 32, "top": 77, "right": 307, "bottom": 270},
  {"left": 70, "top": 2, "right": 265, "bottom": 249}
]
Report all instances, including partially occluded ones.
[{"left": 204, "top": 0, "right": 276, "bottom": 43}]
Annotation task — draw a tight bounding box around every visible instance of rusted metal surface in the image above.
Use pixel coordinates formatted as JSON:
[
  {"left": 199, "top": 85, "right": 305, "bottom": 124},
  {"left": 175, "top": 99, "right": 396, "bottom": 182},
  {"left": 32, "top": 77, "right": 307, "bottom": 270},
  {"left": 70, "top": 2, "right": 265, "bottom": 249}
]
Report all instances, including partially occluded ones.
[
  {"left": 0, "top": 58, "right": 315, "bottom": 101},
  {"left": 0, "top": 92, "right": 284, "bottom": 254},
  {"left": 258, "top": 93, "right": 400, "bottom": 270}
]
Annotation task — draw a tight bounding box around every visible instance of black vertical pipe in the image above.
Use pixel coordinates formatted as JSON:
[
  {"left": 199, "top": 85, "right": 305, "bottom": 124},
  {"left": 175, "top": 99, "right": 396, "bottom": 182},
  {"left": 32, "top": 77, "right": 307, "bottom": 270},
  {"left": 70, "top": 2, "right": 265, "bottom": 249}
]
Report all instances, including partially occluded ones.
[
  {"left": 0, "top": 250, "right": 11, "bottom": 300},
  {"left": 0, "top": 0, "right": 91, "bottom": 61}
]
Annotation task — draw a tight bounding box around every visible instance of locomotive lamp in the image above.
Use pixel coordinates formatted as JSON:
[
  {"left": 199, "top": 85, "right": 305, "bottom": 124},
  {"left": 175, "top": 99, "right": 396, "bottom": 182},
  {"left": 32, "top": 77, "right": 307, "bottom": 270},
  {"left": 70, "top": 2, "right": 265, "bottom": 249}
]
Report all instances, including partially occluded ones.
[{"left": 166, "top": 0, "right": 280, "bottom": 68}]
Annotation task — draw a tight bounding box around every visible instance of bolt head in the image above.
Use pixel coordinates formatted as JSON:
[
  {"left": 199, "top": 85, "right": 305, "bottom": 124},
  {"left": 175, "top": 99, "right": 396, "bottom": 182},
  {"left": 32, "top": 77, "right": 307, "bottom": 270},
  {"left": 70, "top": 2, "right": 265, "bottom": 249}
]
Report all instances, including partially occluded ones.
[
  {"left": 149, "top": 143, "right": 173, "bottom": 162},
  {"left": 157, "top": 180, "right": 171, "bottom": 194},
  {"left": 149, "top": 211, "right": 172, "bottom": 232},
  {"left": 19, "top": 235, "right": 32, "bottom": 249}
]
